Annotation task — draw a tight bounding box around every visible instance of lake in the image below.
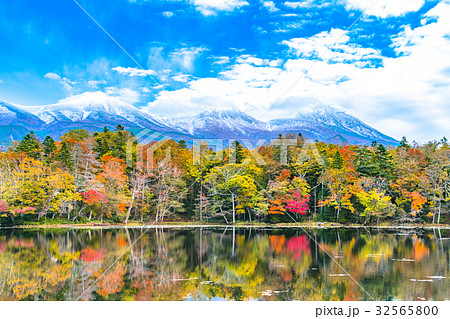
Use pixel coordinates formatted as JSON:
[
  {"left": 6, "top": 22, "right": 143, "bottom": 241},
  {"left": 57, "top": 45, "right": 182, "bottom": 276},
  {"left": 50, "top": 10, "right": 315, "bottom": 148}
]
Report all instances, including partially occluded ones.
[{"left": 0, "top": 227, "right": 448, "bottom": 301}]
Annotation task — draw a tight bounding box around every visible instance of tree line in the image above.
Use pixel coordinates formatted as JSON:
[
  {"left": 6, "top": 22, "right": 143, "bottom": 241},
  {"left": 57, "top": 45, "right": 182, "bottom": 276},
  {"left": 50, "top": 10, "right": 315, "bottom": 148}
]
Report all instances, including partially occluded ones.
[{"left": 0, "top": 126, "right": 449, "bottom": 225}]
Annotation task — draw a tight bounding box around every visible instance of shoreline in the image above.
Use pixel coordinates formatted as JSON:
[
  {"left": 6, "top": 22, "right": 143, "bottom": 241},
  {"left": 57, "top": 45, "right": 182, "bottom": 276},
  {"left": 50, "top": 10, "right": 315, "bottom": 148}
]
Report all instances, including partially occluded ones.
[{"left": 1, "top": 222, "right": 449, "bottom": 230}]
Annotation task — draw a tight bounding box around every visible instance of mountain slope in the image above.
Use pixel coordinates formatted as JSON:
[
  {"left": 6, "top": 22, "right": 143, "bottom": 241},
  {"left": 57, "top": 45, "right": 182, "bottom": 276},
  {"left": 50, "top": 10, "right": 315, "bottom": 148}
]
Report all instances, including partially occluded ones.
[
  {"left": 24, "top": 92, "right": 167, "bottom": 130},
  {"left": 269, "top": 103, "right": 398, "bottom": 145},
  {"left": 20, "top": 92, "right": 192, "bottom": 140},
  {"left": 166, "top": 108, "right": 270, "bottom": 140},
  {"left": 0, "top": 100, "right": 46, "bottom": 145}
]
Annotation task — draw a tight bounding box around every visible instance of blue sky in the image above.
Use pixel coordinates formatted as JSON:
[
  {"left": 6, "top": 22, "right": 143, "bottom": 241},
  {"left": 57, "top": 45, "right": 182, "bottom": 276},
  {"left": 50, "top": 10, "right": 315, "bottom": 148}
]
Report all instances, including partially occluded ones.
[{"left": 0, "top": 0, "right": 449, "bottom": 141}]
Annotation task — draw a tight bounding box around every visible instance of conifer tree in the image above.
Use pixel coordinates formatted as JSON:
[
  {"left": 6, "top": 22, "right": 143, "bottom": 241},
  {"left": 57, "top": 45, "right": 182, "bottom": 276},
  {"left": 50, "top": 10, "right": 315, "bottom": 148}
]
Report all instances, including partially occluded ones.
[
  {"left": 330, "top": 150, "right": 344, "bottom": 169},
  {"left": 42, "top": 135, "right": 56, "bottom": 162},
  {"left": 16, "top": 131, "right": 41, "bottom": 159},
  {"left": 399, "top": 136, "right": 410, "bottom": 149},
  {"left": 375, "top": 144, "right": 395, "bottom": 179},
  {"left": 56, "top": 141, "right": 73, "bottom": 168}
]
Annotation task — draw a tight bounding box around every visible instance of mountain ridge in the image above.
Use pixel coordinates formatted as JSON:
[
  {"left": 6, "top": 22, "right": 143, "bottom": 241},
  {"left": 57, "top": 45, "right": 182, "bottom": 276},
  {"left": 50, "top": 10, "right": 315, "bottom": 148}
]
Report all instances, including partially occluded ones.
[{"left": 0, "top": 93, "right": 398, "bottom": 146}]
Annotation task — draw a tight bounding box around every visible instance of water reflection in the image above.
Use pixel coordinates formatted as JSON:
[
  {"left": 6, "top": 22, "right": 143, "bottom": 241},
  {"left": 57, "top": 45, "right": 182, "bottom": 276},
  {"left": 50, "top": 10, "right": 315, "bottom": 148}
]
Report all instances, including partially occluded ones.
[{"left": 0, "top": 227, "right": 448, "bottom": 301}]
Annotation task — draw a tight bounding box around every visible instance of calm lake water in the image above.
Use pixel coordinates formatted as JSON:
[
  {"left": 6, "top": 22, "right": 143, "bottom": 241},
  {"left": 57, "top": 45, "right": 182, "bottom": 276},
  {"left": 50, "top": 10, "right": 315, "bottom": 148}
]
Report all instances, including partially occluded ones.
[{"left": 0, "top": 227, "right": 448, "bottom": 301}]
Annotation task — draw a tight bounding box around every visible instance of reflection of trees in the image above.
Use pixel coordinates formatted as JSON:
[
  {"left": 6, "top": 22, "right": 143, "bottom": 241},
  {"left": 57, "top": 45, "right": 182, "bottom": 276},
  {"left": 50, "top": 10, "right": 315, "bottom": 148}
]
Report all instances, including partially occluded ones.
[
  {"left": 0, "top": 233, "right": 77, "bottom": 300},
  {"left": 0, "top": 228, "right": 448, "bottom": 300}
]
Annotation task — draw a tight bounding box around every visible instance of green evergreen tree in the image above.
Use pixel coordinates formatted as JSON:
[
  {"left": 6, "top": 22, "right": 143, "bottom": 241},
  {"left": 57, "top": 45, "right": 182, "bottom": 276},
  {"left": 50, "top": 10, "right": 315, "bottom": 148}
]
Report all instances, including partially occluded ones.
[
  {"left": 375, "top": 144, "right": 395, "bottom": 179},
  {"left": 16, "top": 131, "right": 41, "bottom": 159},
  {"left": 230, "top": 140, "right": 245, "bottom": 164},
  {"left": 399, "top": 136, "right": 410, "bottom": 149},
  {"left": 42, "top": 135, "right": 56, "bottom": 161},
  {"left": 356, "top": 147, "right": 378, "bottom": 176},
  {"left": 56, "top": 141, "right": 73, "bottom": 168},
  {"left": 178, "top": 140, "right": 187, "bottom": 149},
  {"left": 330, "top": 150, "right": 344, "bottom": 169}
]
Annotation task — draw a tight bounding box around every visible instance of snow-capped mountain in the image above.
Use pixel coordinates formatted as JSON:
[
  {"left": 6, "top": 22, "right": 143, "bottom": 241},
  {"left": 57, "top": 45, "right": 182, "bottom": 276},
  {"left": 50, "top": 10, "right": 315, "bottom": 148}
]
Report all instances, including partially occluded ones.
[
  {"left": 0, "top": 100, "right": 45, "bottom": 127},
  {"left": 0, "top": 93, "right": 398, "bottom": 146},
  {"left": 167, "top": 108, "right": 269, "bottom": 140},
  {"left": 269, "top": 103, "right": 398, "bottom": 145},
  {"left": 23, "top": 92, "right": 169, "bottom": 134},
  {"left": 0, "top": 100, "right": 45, "bottom": 145}
]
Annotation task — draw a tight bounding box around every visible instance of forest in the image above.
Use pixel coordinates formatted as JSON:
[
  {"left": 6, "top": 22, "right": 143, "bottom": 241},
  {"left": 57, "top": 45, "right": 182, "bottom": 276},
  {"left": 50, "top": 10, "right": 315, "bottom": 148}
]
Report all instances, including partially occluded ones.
[{"left": 0, "top": 126, "right": 449, "bottom": 226}]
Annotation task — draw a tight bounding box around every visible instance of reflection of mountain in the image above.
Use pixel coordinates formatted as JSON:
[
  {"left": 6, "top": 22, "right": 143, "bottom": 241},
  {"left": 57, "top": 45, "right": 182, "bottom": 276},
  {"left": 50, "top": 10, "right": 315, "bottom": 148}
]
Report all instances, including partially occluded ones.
[{"left": 0, "top": 93, "right": 397, "bottom": 146}]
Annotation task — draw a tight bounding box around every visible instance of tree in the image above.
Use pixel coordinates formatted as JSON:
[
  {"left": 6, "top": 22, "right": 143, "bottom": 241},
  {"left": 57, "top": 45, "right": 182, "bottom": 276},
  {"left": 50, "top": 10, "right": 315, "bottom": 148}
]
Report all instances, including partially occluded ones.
[
  {"left": 319, "top": 148, "right": 359, "bottom": 221},
  {"left": 285, "top": 177, "right": 310, "bottom": 215},
  {"left": 16, "top": 131, "right": 41, "bottom": 159},
  {"left": 205, "top": 164, "right": 260, "bottom": 224},
  {"left": 399, "top": 136, "right": 410, "bottom": 149},
  {"left": 46, "top": 169, "right": 81, "bottom": 220},
  {"left": 42, "top": 136, "right": 56, "bottom": 160},
  {"left": 374, "top": 144, "right": 395, "bottom": 179},
  {"left": 81, "top": 190, "right": 108, "bottom": 220},
  {"left": 95, "top": 155, "right": 128, "bottom": 221},
  {"left": 230, "top": 140, "right": 245, "bottom": 164},
  {"left": 356, "top": 189, "right": 395, "bottom": 224},
  {"left": 55, "top": 141, "right": 73, "bottom": 168},
  {"left": 148, "top": 161, "right": 187, "bottom": 222}
]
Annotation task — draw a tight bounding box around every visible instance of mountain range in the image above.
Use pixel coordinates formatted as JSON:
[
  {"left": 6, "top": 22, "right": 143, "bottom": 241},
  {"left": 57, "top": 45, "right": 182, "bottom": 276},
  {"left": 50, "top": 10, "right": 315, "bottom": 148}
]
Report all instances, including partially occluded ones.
[{"left": 0, "top": 92, "right": 398, "bottom": 147}]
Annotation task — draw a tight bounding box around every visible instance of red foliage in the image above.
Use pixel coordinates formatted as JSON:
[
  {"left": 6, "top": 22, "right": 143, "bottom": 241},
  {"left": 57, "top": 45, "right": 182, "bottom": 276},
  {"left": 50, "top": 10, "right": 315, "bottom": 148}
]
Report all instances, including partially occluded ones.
[
  {"left": 12, "top": 239, "right": 34, "bottom": 248},
  {"left": 0, "top": 200, "right": 8, "bottom": 213},
  {"left": 80, "top": 247, "right": 106, "bottom": 262},
  {"left": 0, "top": 242, "right": 6, "bottom": 253},
  {"left": 285, "top": 192, "right": 310, "bottom": 215},
  {"left": 408, "top": 148, "right": 426, "bottom": 166},
  {"left": 81, "top": 190, "right": 108, "bottom": 205},
  {"left": 286, "top": 235, "right": 310, "bottom": 260}
]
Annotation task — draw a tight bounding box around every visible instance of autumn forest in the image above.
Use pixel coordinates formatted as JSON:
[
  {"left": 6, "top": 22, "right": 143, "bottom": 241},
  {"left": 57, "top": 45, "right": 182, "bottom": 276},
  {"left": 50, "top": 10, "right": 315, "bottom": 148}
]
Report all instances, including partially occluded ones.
[{"left": 0, "top": 126, "right": 449, "bottom": 227}]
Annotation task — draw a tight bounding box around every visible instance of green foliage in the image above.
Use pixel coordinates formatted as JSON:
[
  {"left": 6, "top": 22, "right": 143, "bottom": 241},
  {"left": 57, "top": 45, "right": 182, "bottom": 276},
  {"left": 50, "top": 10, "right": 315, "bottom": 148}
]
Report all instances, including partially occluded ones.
[
  {"left": 16, "top": 131, "right": 41, "bottom": 159},
  {"left": 42, "top": 136, "right": 56, "bottom": 158},
  {"left": 55, "top": 141, "right": 73, "bottom": 168}
]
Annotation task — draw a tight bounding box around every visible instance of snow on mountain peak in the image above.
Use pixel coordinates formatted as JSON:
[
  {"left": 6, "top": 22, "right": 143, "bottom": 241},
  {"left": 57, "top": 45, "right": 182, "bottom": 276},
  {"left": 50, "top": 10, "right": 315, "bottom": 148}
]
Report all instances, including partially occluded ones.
[
  {"left": 56, "top": 91, "right": 129, "bottom": 107},
  {"left": 294, "top": 101, "right": 345, "bottom": 117}
]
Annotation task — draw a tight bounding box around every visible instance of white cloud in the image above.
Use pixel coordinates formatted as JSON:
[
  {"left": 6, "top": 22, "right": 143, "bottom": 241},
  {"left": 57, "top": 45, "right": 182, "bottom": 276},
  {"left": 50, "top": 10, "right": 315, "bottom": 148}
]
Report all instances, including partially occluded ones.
[
  {"left": 212, "top": 56, "right": 230, "bottom": 65},
  {"left": 87, "top": 80, "right": 107, "bottom": 88},
  {"left": 190, "top": 0, "right": 249, "bottom": 16},
  {"left": 344, "top": 0, "right": 425, "bottom": 18},
  {"left": 282, "top": 28, "right": 382, "bottom": 66},
  {"left": 262, "top": 1, "right": 279, "bottom": 12},
  {"left": 112, "top": 66, "right": 157, "bottom": 77},
  {"left": 105, "top": 87, "right": 140, "bottom": 104},
  {"left": 145, "top": 2, "right": 450, "bottom": 141},
  {"left": 169, "top": 47, "right": 207, "bottom": 72},
  {"left": 172, "top": 73, "right": 192, "bottom": 82},
  {"left": 44, "top": 72, "right": 76, "bottom": 92},
  {"left": 284, "top": 1, "right": 312, "bottom": 9},
  {"left": 162, "top": 11, "right": 174, "bottom": 17},
  {"left": 44, "top": 72, "right": 61, "bottom": 81}
]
